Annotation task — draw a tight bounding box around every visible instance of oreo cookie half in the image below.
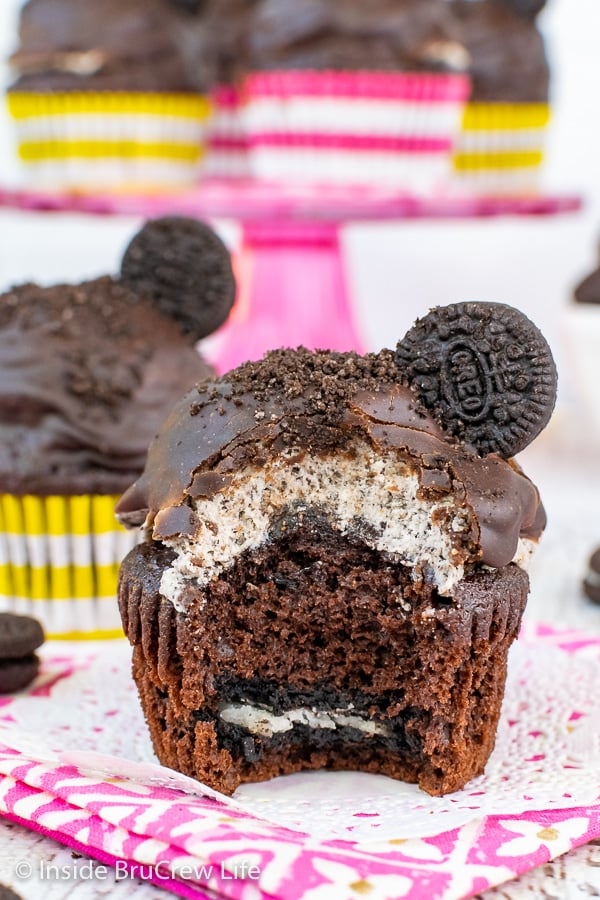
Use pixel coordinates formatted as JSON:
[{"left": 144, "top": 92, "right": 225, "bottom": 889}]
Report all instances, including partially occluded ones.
[
  {"left": 395, "top": 301, "right": 557, "bottom": 458},
  {"left": 120, "top": 217, "right": 236, "bottom": 342}
]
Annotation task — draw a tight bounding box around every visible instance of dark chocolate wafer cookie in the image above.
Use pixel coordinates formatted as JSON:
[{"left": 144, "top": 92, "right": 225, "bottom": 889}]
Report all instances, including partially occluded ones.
[
  {"left": 395, "top": 301, "right": 557, "bottom": 457},
  {"left": 0, "top": 655, "right": 40, "bottom": 694},
  {"left": 120, "top": 216, "right": 236, "bottom": 342},
  {"left": 0, "top": 612, "right": 44, "bottom": 659}
]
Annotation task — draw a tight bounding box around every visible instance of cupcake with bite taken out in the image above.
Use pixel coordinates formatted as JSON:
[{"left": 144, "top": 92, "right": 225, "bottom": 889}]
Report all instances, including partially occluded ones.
[{"left": 117, "top": 301, "right": 556, "bottom": 796}]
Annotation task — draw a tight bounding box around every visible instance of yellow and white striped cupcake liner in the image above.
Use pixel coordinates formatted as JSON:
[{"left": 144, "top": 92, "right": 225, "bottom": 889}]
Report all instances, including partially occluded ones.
[
  {"left": 7, "top": 92, "right": 213, "bottom": 191},
  {"left": 453, "top": 103, "right": 550, "bottom": 194},
  {"left": 0, "top": 494, "right": 139, "bottom": 640}
]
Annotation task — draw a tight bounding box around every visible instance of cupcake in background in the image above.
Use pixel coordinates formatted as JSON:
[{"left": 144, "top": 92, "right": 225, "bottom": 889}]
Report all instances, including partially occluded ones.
[
  {"left": 0, "top": 217, "right": 236, "bottom": 639},
  {"left": 450, "top": 0, "right": 551, "bottom": 195},
  {"left": 170, "top": 0, "right": 259, "bottom": 180},
  {"left": 7, "top": 0, "right": 215, "bottom": 191},
  {"left": 565, "top": 242, "right": 600, "bottom": 443},
  {"left": 239, "top": 0, "right": 471, "bottom": 191}
]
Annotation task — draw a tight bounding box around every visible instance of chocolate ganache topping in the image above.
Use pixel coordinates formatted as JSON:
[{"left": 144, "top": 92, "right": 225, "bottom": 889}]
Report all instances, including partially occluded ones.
[
  {"left": 9, "top": 0, "right": 211, "bottom": 93},
  {"left": 0, "top": 277, "right": 212, "bottom": 496},
  {"left": 0, "top": 216, "right": 237, "bottom": 496},
  {"left": 246, "top": 0, "right": 466, "bottom": 73},
  {"left": 117, "top": 345, "right": 546, "bottom": 570}
]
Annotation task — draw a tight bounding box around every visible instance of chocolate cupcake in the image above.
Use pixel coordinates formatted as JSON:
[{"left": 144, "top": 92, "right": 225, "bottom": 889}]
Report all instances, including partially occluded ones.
[
  {"left": 0, "top": 216, "right": 236, "bottom": 639},
  {"left": 7, "top": 0, "right": 215, "bottom": 191},
  {"left": 239, "top": 0, "right": 470, "bottom": 190},
  {"left": 117, "top": 301, "right": 555, "bottom": 796},
  {"left": 450, "top": 0, "right": 551, "bottom": 193}
]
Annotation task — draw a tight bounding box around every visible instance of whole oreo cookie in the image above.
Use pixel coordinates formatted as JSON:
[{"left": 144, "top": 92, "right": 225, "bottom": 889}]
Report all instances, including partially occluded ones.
[
  {"left": 120, "top": 217, "right": 236, "bottom": 342},
  {"left": 395, "top": 302, "right": 557, "bottom": 458},
  {"left": 0, "top": 612, "right": 44, "bottom": 659}
]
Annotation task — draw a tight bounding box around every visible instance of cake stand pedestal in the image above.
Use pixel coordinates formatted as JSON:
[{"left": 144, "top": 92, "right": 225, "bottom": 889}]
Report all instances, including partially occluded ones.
[
  {"left": 0, "top": 180, "right": 582, "bottom": 372},
  {"left": 225, "top": 219, "right": 362, "bottom": 371}
]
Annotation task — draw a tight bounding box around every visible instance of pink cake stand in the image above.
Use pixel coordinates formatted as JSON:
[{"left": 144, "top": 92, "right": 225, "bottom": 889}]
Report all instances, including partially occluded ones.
[{"left": 0, "top": 180, "right": 582, "bottom": 373}]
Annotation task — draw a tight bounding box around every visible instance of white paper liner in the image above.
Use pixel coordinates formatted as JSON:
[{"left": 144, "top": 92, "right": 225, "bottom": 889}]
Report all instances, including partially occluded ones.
[
  {"left": 0, "top": 494, "right": 140, "bottom": 638},
  {"left": 9, "top": 98, "right": 211, "bottom": 190}
]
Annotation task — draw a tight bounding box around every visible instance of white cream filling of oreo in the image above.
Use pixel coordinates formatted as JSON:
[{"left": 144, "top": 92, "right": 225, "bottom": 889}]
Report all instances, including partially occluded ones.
[
  {"left": 219, "top": 701, "right": 391, "bottom": 739},
  {"left": 158, "top": 440, "right": 481, "bottom": 609}
]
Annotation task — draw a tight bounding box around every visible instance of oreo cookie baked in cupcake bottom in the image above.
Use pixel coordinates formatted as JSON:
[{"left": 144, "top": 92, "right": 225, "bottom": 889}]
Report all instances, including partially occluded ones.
[{"left": 117, "top": 302, "right": 556, "bottom": 795}]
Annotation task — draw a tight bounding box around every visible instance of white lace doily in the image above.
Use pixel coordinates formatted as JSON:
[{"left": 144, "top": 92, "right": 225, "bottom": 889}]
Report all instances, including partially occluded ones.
[{"left": 0, "top": 635, "right": 599, "bottom": 845}]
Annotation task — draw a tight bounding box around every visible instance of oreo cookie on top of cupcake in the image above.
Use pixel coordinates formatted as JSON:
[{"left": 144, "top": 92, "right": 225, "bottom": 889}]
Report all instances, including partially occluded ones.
[
  {"left": 117, "top": 300, "right": 556, "bottom": 796},
  {"left": 0, "top": 216, "right": 236, "bottom": 639}
]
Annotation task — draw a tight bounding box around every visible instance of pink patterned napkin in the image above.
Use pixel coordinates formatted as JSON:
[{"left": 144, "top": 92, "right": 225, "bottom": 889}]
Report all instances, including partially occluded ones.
[{"left": 0, "top": 625, "right": 599, "bottom": 900}]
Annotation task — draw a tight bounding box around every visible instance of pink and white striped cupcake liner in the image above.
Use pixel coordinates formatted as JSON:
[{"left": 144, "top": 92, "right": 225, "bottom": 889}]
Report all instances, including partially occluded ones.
[{"left": 242, "top": 70, "right": 471, "bottom": 192}]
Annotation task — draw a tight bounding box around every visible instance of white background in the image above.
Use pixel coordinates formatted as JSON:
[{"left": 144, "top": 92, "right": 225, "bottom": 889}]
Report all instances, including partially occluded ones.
[{"left": 0, "top": 0, "right": 599, "bottom": 410}]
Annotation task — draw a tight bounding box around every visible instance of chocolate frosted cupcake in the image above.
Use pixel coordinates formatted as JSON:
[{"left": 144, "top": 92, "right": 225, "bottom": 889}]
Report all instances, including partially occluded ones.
[
  {"left": 450, "top": 0, "right": 551, "bottom": 194},
  {"left": 240, "top": 0, "right": 470, "bottom": 190},
  {"left": 118, "top": 301, "right": 556, "bottom": 796},
  {"left": 7, "top": 0, "right": 215, "bottom": 191},
  {"left": 0, "top": 217, "right": 236, "bottom": 639}
]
